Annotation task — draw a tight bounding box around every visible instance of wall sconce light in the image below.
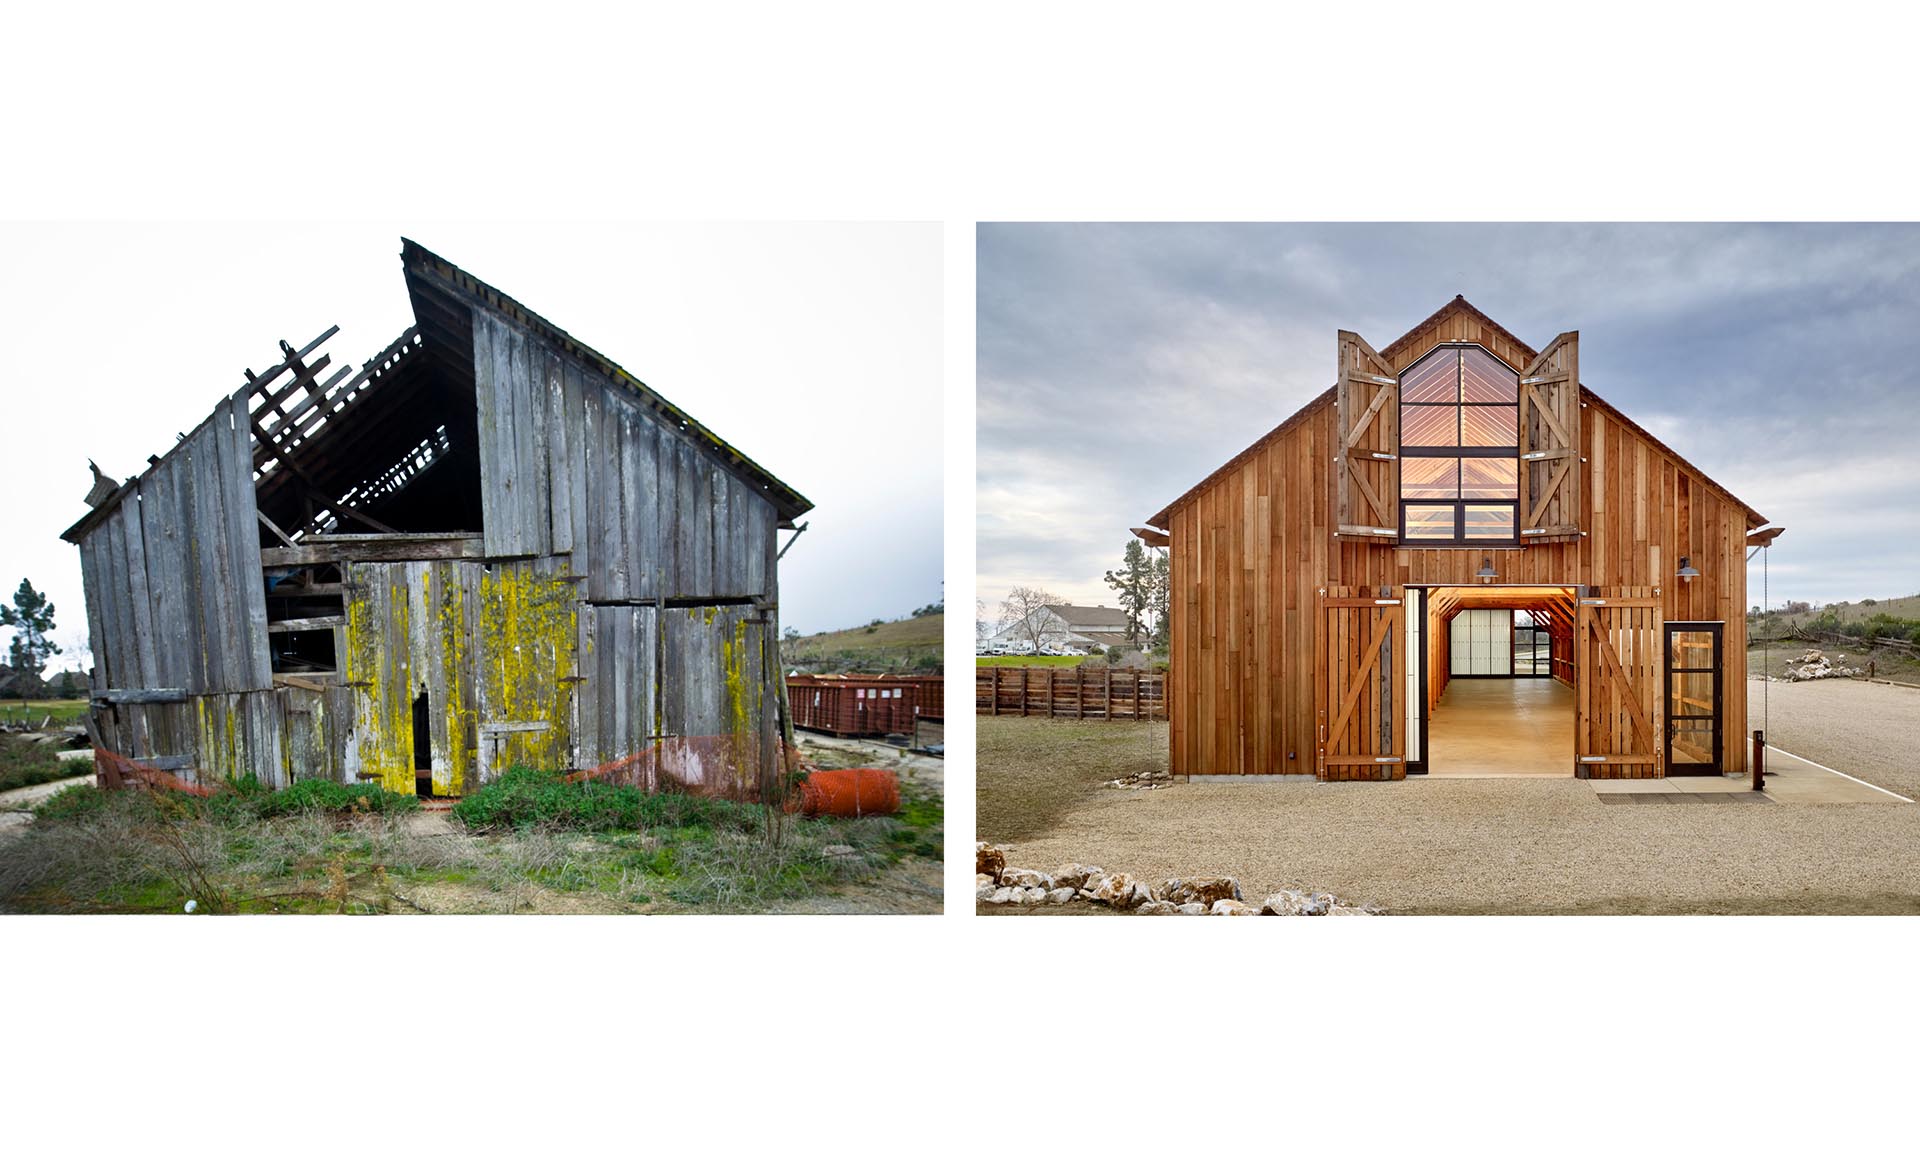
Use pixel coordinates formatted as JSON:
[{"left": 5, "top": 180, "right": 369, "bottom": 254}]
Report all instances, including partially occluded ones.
[
  {"left": 1677, "top": 556, "right": 1700, "bottom": 584},
  {"left": 1476, "top": 558, "right": 1497, "bottom": 584}
]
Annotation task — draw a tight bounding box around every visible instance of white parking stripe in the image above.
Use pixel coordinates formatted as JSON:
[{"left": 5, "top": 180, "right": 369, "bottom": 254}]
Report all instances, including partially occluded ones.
[{"left": 1768, "top": 746, "right": 1915, "bottom": 803}]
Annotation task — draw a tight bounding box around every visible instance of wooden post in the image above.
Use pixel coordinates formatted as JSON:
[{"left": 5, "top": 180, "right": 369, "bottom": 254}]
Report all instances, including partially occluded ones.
[
  {"left": 1045, "top": 667, "right": 1055, "bottom": 717},
  {"left": 1020, "top": 668, "right": 1029, "bottom": 716},
  {"left": 1752, "top": 729, "right": 1765, "bottom": 791},
  {"left": 1075, "top": 666, "right": 1084, "bottom": 719},
  {"left": 1105, "top": 667, "right": 1113, "bottom": 721}
]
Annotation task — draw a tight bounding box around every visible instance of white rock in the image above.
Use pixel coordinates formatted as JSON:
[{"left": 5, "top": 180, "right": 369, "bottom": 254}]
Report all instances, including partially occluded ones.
[
  {"left": 1000, "top": 868, "right": 1053, "bottom": 889},
  {"left": 1135, "top": 900, "right": 1177, "bottom": 915},
  {"left": 1177, "top": 902, "right": 1209, "bottom": 915},
  {"left": 976, "top": 878, "right": 997, "bottom": 901},
  {"left": 989, "top": 886, "right": 1016, "bottom": 904},
  {"left": 1209, "top": 899, "right": 1260, "bottom": 916},
  {"left": 1088, "top": 872, "right": 1145, "bottom": 908},
  {"left": 1047, "top": 887, "right": 1076, "bottom": 905}
]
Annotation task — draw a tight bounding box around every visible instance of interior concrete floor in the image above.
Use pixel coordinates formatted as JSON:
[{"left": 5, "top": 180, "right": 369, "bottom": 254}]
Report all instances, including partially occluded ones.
[{"left": 1426, "top": 677, "right": 1573, "bottom": 777}]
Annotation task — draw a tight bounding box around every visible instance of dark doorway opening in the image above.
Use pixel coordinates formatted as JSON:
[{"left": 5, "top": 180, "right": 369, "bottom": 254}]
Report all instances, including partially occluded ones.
[{"left": 412, "top": 691, "right": 433, "bottom": 797}]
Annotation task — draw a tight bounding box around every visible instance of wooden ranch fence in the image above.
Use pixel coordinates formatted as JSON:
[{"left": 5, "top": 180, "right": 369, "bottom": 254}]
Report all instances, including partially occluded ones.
[{"left": 975, "top": 666, "right": 1167, "bottom": 720}]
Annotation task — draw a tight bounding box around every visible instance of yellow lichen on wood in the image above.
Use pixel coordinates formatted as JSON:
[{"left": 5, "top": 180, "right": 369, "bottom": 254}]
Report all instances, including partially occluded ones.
[{"left": 476, "top": 560, "right": 576, "bottom": 779}]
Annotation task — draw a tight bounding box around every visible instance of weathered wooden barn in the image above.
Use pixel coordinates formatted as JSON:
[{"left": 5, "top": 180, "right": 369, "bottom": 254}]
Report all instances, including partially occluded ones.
[
  {"left": 63, "top": 240, "right": 810, "bottom": 798},
  {"left": 1145, "top": 297, "right": 1775, "bottom": 781}
]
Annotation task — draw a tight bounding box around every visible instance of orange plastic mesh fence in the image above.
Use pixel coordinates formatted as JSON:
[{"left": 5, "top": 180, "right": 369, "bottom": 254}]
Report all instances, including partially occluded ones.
[
  {"left": 560, "top": 734, "right": 790, "bottom": 801},
  {"left": 93, "top": 744, "right": 214, "bottom": 797},
  {"left": 788, "top": 768, "right": 901, "bottom": 818}
]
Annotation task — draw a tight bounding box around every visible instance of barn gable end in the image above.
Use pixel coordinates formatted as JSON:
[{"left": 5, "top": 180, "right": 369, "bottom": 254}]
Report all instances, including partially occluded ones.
[
  {"left": 62, "top": 240, "right": 805, "bottom": 799},
  {"left": 1151, "top": 299, "right": 1768, "bottom": 782}
]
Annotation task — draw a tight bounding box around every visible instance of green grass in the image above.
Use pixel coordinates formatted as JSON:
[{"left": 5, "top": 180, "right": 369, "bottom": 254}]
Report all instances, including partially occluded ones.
[
  {"left": 976, "top": 715, "right": 1171, "bottom": 843},
  {"left": 0, "top": 736, "right": 91, "bottom": 793},
  {"left": 0, "top": 698, "right": 88, "bottom": 726},
  {"left": 4, "top": 764, "right": 941, "bottom": 914},
  {"left": 975, "top": 655, "right": 1086, "bottom": 668},
  {"left": 785, "top": 612, "right": 943, "bottom": 674}
]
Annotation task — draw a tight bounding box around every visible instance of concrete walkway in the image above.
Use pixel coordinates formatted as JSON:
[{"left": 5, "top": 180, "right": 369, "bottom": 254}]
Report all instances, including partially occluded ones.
[
  {"left": 0, "top": 774, "right": 95, "bottom": 841},
  {"left": 1588, "top": 748, "right": 1909, "bottom": 805}
]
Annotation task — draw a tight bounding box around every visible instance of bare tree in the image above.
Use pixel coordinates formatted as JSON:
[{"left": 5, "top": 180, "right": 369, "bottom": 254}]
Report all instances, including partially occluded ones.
[{"left": 998, "top": 586, "right": 1069, "bottom": 653}]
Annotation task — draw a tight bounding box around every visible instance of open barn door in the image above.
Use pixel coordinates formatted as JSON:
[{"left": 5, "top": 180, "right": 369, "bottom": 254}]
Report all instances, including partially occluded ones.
[
  {"left": 1518, "top": 332, "right": 1581, "bottom": 540},
  {"left": 1316, "top": 586, "right": 1405, "bottom": 780},
  {"left": 1575, "top": 586, "right": 1663, "bottom": 778},
  {"left": 1333, "top": 330, "right": 1400, "bottom": 540}
]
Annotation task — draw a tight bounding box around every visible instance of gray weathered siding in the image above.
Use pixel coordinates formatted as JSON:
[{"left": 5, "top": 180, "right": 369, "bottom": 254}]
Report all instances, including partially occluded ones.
[
  {"left": 470, "top": 308, "right": 779, "bottom": 601},
  {"left": 77, "top": 390, "right": 271, "bottom": 697}
]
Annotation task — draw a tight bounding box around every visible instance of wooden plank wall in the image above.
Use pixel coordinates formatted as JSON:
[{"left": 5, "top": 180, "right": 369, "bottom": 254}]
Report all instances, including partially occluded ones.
[
  {"left": 471, "top": 308, "right": 777, "bottom": 601},
  {"left": 342, "top": 556, "right": 578, "bottom": 794},
  {"left": 574, "top": 602, "right": 660, "bottom": 773},
  {"left": 658, "top": 604, "right": 777, "bottom": 798},
  {"left": 77, "top": 394, "right": 272, "bottom": 699},
  {"left": 75, "top": 391, "right": 277, "bottom": 782},
  {"left": 1166, "top": 377, "right": 1751, "bottom": 777}
]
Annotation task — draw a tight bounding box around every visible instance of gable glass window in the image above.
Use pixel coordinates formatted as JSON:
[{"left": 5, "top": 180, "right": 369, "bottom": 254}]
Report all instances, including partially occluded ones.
[{"left": 1398, "top": 345, "right": 1518, "bottom": 543}]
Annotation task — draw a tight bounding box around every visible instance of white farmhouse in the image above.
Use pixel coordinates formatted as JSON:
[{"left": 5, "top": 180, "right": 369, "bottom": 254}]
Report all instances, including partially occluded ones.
[{"left": 989, "top": 603, "right": 1135, "bottom": 654}]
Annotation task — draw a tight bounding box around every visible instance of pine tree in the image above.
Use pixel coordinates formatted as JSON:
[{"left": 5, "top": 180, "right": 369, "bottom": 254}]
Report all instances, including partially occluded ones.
[
  {"left": 1103, "top": 539, "right": 1151, "bottom": 644},
  {"left": 1, "top": 579, "right": 60, "bottom": 701},
  {"left": 1149, "top": 551, "right": 1171, "bottom": 655}
]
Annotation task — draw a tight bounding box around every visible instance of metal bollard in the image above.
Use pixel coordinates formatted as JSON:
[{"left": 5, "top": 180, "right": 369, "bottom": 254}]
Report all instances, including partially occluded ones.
[{"left": 1752, "top": 730, "right": 1765, "bottom": 791}]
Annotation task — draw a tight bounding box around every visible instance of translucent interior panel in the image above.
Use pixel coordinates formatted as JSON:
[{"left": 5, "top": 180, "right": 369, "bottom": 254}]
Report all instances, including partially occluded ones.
[
  {"left": 1401, "top": 349, "right": 1459, "bottom": 403},
  {"left": 1461, "top": 457, "right": 1518, "bottom": 499},
  {"left": 1402, "top": 404, "right": 1458, "bottom": 447},
  {"left": 1451, "top": 612, "right": 1472, "bottom": 674},
  {"left": 1463, "top": 504, "right": 1515, "bottom": 540},
  {"left": 1404, "top": 504, "right": 1455, "bottom": 540},
  {"left": 1461, "top": 405, "right": 1517, "bottom": 447},
  {"left": 1460, "top": 347, "right": 1519, "bottom": 402},
  {"left": 1401, "top": 457, "right": 1459, "bottom": 499}
]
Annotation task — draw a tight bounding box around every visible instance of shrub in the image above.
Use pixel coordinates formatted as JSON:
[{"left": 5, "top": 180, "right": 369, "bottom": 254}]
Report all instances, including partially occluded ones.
[
  {"left": 245, "top": 778, "right": 420, "bottom": 818},
  {"left": 32, "top": 781, "right": 112, "bottom": 822},
  {"left": 450, "top": 767, "right": 763, "bottom": 834},
  {"left": 0, "top": 738, "right": 92, "bottom": 792}
]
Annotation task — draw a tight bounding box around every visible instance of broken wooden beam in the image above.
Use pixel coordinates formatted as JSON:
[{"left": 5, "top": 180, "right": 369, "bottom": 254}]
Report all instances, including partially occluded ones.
[
  {"left": 267, "top": 615, "right": 346, "bottom": 634},
  {"left": 91, "top": 688, "right": 189, "bottom": 704},
  {"left": 261, "top": 533, "right": 483, "bottom": 567}
]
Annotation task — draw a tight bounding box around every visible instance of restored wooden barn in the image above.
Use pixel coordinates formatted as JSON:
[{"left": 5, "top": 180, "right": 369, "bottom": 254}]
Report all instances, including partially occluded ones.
[
  {"left": 62, "top": 240, "right": 810, "bottom": 798},
  {"left": 1145, "top": 296, "right": 1774, "bottom": 782}
]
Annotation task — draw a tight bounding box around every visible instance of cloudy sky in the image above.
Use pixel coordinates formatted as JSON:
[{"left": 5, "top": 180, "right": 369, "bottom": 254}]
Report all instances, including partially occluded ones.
[
  {"left": 978, "top": 223, "right": 1920, "bottom": 626},
  {"left": 0, "top": 222, "right": 942, "bottom": 672}
]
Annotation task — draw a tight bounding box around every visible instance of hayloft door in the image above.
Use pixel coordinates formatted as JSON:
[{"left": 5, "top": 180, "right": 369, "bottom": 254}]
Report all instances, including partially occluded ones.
[
  {"left": 1316, "top": 586, "right": 1406, "bottom": 781},
  {"left": 1574, "top": 587, "right": 1664, "bottom": 778},
  {"left": 1332, "top": 331, "right": 1401, "bottom": 540},
  {"left": 1517, "top": 333, "right": 1582, "bottom": 540}
]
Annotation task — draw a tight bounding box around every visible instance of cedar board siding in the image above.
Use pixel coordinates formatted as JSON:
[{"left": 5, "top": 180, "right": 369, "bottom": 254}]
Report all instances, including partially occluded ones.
[{"left": 1166, "top": 386, "right": 1750, "bottom": 779}]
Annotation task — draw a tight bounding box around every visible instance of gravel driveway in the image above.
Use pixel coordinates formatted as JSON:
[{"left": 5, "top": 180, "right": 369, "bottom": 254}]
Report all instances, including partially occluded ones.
[
  {"left": 1747, "top": 678, "right": 1920, "bottom": 800},
  {"left": 979, "top": 713, "right": 1920, "bottom": 914}
]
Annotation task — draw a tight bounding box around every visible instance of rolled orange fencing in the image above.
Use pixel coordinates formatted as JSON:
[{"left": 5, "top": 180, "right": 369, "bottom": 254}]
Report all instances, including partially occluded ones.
[
  {"left": 789, "top": 768, "right": 900, "bottom": 818},
  {"left": 94, "top": 744, "right": 213, "bottom": 797}
]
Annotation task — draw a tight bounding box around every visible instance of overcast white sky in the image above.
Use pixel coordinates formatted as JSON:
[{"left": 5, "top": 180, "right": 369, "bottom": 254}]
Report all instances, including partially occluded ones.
[
  {"left": 978, "top": 223, "right": 1920, "bottom": 626},
  {"left": 0, "top": 222, "right": 942, "bottom": 672}
]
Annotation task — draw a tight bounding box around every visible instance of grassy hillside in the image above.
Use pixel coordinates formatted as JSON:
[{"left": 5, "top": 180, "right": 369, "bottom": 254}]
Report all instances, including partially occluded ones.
[
  {"left": 1748, "top": 592, "right": 1920, "bottom": 685},
  {"left": 783, "top": 612, "right": 943, "bottom": 674}
]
